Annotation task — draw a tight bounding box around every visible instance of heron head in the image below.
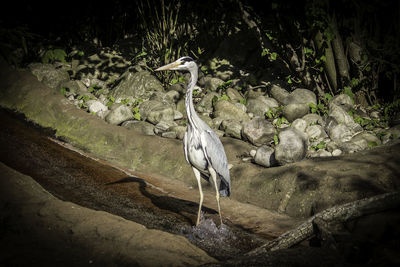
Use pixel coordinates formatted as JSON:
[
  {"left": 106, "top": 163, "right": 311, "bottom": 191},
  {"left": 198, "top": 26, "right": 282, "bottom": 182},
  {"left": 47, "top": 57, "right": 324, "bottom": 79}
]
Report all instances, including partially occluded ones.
[{"left": 155, "top": 56, "right": 196, "bottom": 72}]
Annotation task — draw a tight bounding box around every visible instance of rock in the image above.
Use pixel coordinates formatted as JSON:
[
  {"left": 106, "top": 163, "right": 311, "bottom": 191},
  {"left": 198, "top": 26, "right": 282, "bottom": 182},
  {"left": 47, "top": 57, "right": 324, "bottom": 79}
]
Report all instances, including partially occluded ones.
[
  {"left": 350, "top": 132, "right": 381, "bottom": 149},
  {"left": 283, "top": 103, "right": 309, "bottom": 122},
  {"left": 316, "top": 149, "right": 332, "bottom": 157},
  {"left": 287, "top": 88, "right": 317, "bottom": 106},
  {"left": 204, "top": 77, "right": 224, "bottom": 91},
  {"left": 201, "top": 114, "right": 216, "bottom": 129},
  {"left": 105, "top": 104, "right": 134, "bottom": 125},
  {"left": 149, "top": 91, "right": 176, "bottom": 106},
  {"left": 214, "top": 100, "right": 250, "bottom": 122},
  {"left": 341, "top": 140, "right": 368, "bottom": 153},
  {"left": 87, "top": 100, "right": 108, "bottom": 114},
  {"left": 270, "top": 84, "right": 290, "bottom": 105},
  {"left": 306, "top": 125, "right": 327, "bottom": 141},
  {"left": 332, "top": 149, "right": 342, "bottom": 156},
  {"left": 328, "top": 124, "right": 354, "bottom": 144},
  {"left": 174, "top": 110, "right": 184, "bottom": 120},
  {"left": 226, "top": 88, "right": 244, "bottom": 103},
  {"left": 139, "top": 100, "right": 175, "bottom": 124},
  {"left": 176, "top": 99, "right": 186, "bottom": 116},
  {"left": 328, "top": 104, "right": 360, "bottom": 130},
  {"left": 170, "top": 125, "right": 187, "bottom": 140},
  {"left": 234, "top": 102, "right": 247, "bottom": 113},
  {"left": 302, "top": 113, "right": 326, "bottom": 127},
  {"left": 121, "top": 120, "right": 155, "bottom": 135},
  {"left": 154, "top": 120, "right": 178, "bottom": 133},
  {"left": 161, "top": 131, "right": 177, "bottom": 139},
  {"left": 254, "top": 145, "right": 277, "bottom": 167},
  {"left": 165, "top": 90, "right": 180, "bottom": 103},
  {"left": 292, "top": 118, "right": 307, "bottom": 132},
  {"left": 168, "top": 83, "right": 184, "bottom": 93},
  {"left": 275, "top": 127, "right": 307, "bottom": 165},
  {"left": 111, "top": 71, "right": 164, "bottom": 102},
  {"left": 329, "top": 94, "right": 353, "bottom": 112},
  {"left": 221, "top": 120, "right": 242, "bottom": 139},
  {"left": 249, "top": 149, "right": 257, "bottom": 157},
  {"left": 242, "top": 118, "right": 276, "bottom": 146},
  {"left": 246, "top": 96, "right": 279, "bottom": 117},
  {"left": 60, "top": 80, "right": 81, "bottom": 96},
  {"left": 29, "top": 63, "right": 70, "bottom": 90},
  {"left": 197, "top": 92, "right": 219, "bottom": 113}
]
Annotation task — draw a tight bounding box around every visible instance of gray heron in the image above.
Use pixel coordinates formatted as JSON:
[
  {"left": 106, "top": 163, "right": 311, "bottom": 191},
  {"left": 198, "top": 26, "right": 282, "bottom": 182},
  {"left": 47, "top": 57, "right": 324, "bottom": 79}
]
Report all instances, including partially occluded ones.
[{"left": 156, "top": 56, "right": 231, "bottom": 226}]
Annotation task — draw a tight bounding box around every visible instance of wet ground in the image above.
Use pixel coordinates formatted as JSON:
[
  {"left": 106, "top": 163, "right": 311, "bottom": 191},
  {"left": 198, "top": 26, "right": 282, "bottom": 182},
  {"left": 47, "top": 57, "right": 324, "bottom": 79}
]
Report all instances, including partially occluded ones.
[{"left": 0, "top": 108, "right": 270, "bottom": 261}]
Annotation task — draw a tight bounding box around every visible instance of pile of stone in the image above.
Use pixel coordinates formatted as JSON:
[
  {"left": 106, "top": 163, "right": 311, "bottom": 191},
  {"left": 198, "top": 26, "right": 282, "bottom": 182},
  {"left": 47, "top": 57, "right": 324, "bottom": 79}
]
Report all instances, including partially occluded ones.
[{"left": 28, "top": 48, "right": 400, "bottom": 168}]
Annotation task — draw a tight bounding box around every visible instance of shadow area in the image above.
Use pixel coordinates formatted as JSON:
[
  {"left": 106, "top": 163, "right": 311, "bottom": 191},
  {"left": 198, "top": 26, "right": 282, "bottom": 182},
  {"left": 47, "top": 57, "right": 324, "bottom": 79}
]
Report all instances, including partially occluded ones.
[{"left": 105, "top": 176, "right": 217, "bottom": 225}]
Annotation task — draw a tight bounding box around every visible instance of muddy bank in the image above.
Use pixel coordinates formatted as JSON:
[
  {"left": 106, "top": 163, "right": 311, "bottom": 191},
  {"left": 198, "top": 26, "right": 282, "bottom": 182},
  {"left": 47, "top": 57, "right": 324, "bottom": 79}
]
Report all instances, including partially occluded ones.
[{"left": 1, "top": 64, "right": 400, "bottom": 219}]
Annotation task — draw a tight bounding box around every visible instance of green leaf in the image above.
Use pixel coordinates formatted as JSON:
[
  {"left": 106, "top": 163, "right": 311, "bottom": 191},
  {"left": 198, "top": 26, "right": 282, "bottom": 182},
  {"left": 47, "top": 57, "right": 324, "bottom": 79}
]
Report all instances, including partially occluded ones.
[
  {"left": 343, "top": 86, "right": 354, "bottom": 103},
  {"left": 261, "top": 48, "right": 269, "bottom": 57},
  {"left": 270, "top": 52, "right": 278, "bottom": 61},
  {"left": 274, "top": 135, "right": 279, "bottom": 145},
  {"left": 368, "top": 141, "right": 377, "bottom": 149},
  {"left": 324, "top": 93, "right": 332, "bottom": 101},
  {"left": 220, "top": 94, "right": 229, "bottom": 101}
]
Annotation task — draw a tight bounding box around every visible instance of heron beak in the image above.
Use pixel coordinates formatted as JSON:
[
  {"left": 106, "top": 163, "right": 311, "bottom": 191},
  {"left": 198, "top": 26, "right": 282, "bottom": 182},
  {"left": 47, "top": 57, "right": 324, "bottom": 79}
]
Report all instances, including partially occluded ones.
[{"left": 155, "top": 60, "right": 181, "bottom": 71}]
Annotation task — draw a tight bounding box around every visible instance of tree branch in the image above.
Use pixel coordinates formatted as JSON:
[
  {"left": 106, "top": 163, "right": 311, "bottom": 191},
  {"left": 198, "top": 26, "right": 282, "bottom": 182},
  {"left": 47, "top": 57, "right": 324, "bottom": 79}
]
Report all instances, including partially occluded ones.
[{"left": 246, "top": 192, "right": 400, "bottom": 256}]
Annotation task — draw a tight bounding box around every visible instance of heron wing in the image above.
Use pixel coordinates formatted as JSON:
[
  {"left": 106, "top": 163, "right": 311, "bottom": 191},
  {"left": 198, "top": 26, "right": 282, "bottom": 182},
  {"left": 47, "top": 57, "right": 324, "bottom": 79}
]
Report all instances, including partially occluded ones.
[{"left": 200, "top": 130, "right": 231, "bottom": 194}]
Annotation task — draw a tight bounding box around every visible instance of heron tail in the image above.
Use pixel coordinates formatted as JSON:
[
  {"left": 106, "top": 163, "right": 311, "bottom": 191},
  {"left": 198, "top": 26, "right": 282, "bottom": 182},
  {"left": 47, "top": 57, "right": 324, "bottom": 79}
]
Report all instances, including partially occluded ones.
[{"left": 219, "top": 178, "right": 230, "bottom": 197}]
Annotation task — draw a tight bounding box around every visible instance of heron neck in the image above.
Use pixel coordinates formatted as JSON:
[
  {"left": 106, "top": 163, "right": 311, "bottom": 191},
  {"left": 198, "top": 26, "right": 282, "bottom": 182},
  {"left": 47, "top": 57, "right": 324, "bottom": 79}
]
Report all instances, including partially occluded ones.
[{"left": 185, "top": 68, "right": 200, "bottom": 127}]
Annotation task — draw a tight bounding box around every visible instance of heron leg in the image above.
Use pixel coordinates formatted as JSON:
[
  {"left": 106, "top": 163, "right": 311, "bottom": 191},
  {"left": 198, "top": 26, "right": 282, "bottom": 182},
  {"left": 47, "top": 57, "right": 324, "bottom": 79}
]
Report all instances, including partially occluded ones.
[
  {"left": 192, "top": 167, "right": 203, "bottom": 226},
  {"left": 209, "top": 167, "right": 223, "bottom": 225}
]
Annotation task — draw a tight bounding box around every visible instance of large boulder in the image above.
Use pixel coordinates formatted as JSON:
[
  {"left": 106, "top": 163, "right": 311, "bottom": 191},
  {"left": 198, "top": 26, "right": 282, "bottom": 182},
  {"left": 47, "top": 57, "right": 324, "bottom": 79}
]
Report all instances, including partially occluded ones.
[
  {"left": 139, "top": 100, "right": 175, "bottom": 124},
  {"left": 111, "top": 71, "right": 164, "bottom": 102},
  {"left": 287, "top": 88, "right": 317, "bottom": 106},
  {"left": 283, "top": 103, "right": 310, "bottom": 122},
  {"left": 105, "top": 104, "right": 134, "bottom": 125},
  {"left": 270, "top": 84, "right": 290, "bottom": 105},
  {"left": 121, "top": 120, "right": 155, "bottom": 135},
  {"left": 329, "top": 94, "right": 353, "bottom": 112},
  {"left": 221, "top": 119, "right": 242, "bottom": 139},
  {"left": 197, "top": 92, "right": 220, "bottom": 113},
  {"left": 254, "top": 145, "right": 277, "bottom": 167},
  {"left": 275, "top": 127, "right": 307, "bottom": 165},
  {"left": 214, "top": 100, "right": 250, "bottom": 122},
  {"left": 328, "top": 104, "right": 363, "bottom": 132},
  {"left": 242, "top": 118, "right": 276, "bottom": 146},
  {"left": 246, "top": 96, "right": 279, "bottom": 117},
  {"left": 29, "top": 63, "right": 70, "bottom": 90},
  {"left": 204, "top": 77, "right": 224, "bottom": 91}
]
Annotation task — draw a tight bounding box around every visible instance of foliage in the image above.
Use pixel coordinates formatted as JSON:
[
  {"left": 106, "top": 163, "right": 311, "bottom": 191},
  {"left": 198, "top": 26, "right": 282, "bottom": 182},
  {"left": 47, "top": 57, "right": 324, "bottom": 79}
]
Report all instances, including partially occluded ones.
[
  {"left": 216, "top": 80, "right": 233, "bottom": 92},
  {"left": 60, "top": 88, "right": 68, "bottom": 96},
  {"left": 131, "top": 99, "right": 143, "bottom": 121},
  {"left": 265, "top": 106, "right": 283, "bottom": 119},
  {"left": 170, "top": 76, "right": 186, "bottom": 85},
  {"left": 273, "top": 134, "right": 279, "bottom": 145},
  {"left": 212, "top": 94, "right": 230, "bottom": 106},
  {"left": 310, "top": 93, "right": 331, "bottom": 116},
  {"left": 106, "top": 95, "right": 115, "bottom": 108},
  {"left": 274, "top": 116, "right": 289, "bottom": 128},
  {"left": 42, "top": 48, "right": 67, "bottom": 64},
  {"left": 311, "top": 141, "right": 326, "bottom": 151}
]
